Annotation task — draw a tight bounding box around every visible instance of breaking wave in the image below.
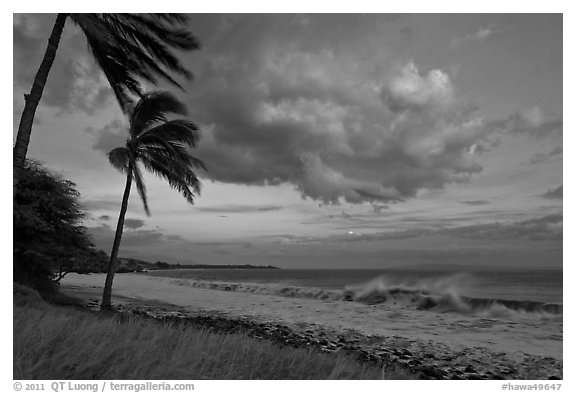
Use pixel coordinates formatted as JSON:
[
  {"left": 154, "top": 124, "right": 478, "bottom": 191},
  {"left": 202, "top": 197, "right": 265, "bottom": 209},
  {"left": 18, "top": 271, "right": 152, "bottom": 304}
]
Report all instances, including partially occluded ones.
[
  {"left": 346, "top": 274, "right": 562, "bottom": 317},
  {"left": 168, "top": 274, "right": 562, "bottom": 317}
]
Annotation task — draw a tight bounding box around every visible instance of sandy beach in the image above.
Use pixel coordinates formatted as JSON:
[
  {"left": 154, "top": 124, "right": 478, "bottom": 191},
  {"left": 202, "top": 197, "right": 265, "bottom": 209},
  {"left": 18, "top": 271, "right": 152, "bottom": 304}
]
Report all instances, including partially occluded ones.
[{"left": 60, "top": 273, "right": 562, "bottom": 379}]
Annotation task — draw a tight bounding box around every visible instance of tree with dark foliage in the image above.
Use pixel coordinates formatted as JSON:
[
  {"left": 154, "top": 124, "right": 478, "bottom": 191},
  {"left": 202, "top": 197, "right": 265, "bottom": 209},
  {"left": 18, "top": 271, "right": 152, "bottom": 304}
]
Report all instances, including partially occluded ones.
[{"left": 14, "top": 160, "right": 107, "bottom": 292}]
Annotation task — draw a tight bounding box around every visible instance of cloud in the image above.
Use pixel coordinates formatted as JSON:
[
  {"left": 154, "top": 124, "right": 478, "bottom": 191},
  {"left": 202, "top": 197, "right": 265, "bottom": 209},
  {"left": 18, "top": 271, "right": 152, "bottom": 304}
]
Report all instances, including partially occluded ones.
[
  {"left": 87, "top": 223, "right": 182, "bottom": 250},
  {"left": 188, "top": 25, "right": 500, "bottom": 205},
  {"left": 489, "top": 107, "right": 562, "bottom": 139},
  {"left": 380, "top": 62, "right": 455, "bottom": 112},
  {"left": 86, "top": 119, "right": 127, "bottom": 153},
  {"left": 192, "top": 240, "right": 252, "bottom": 247},
  {"left": 293, "top": 214, "right": 562, "bottom": 245},
  {"left": 98, "top": 215, "right": 111, "bottom": 221},
  {"left": 438, "top": 214, "right": 562, "bottom": 242},
  {"left": 449, "top": 26, "right": 499, "bottom": 49},
  {"left": 83, "top": 198, "right": 122, "bottom": 211},
  {"left": 13, "top": 16, "right": 45, "bottom": 87},
  {"left": 257, "top": 206, "right": 283, "bottom": 212},
  {"left": 527, "top": 146, "right": 562, "bottom": 165},
  {"left": 331, "top": 228, "right": 431, "bottom": 243},
  {"left": 166, "top": 234, "right": 186, "bottom": 241},
  {"left": 541, "top": 185, "right": 562, "bottom": 200},
  {"left": 195, "top": 204, "right": 283, "bottom": 213},
  {"left": 124, "top": 218, "right": 145, "bottom": 229},
  {"left": 460, "top": 200, "right": 491, "bottom": 206}
]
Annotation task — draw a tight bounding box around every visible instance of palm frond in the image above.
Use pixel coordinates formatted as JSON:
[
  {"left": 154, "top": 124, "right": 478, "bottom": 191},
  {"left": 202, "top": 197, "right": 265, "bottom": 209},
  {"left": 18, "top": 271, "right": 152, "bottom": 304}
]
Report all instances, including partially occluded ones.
[
  {"left": 104, "top": 34, "right": 185, "bottom": 89},
  {"left": 93, "top": 16, "right": 191, "bottom": 85},
  {"left": 137, "top": 119, "right": 201, "bottom": 147},
  {"left": 108, "top": 147, "right": 130, "bottom": 173},
  {"left": 138, "top": 134, "right": 207, "bottom": 172},
  {"left": 113, "top": 14, "right": 200, "bottom": 51},
  {"left": 130, "top": 91, "right": 187, "bottom": 135},
  {"left": 139, "top": 152, "right": 200, "bottom": 205},
  {"left": 82, "top": 34, "right": 146, "bottom": 112},
  {"left": 147, "top": 14, "right": 190, "bottom": 26},
  {"left": 131, "top": 162, "right": 150, "bottom": 216},
  {"left": 70, "top": 13, "right": 200, "bottom": 113}
]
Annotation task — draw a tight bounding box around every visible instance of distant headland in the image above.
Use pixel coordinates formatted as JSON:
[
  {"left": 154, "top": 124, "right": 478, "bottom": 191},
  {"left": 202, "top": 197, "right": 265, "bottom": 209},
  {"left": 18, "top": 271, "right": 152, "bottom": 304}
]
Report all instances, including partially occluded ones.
[{"left": 116, "top": 257, "right": 279, "bottom": 273}]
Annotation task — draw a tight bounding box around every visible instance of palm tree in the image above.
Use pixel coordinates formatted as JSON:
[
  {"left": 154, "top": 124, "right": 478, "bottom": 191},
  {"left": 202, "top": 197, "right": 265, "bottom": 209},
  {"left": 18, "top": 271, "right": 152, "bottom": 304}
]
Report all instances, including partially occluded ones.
[
  {"left": 14, "top": 13, "right": 200, "bottom": 185},
  {"left": 102, "top": 91, "right": 206, "bottom": 310}
]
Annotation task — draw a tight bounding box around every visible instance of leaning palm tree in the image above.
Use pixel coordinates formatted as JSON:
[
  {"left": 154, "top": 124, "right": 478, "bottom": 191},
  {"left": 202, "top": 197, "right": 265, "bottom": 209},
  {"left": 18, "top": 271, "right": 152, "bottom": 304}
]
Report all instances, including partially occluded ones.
[
  {"left": 102, "top": 91, "right": 205, "bottom": 310},
  {"left": 14, "top": 13, "right": 200, "bottom": 185}
]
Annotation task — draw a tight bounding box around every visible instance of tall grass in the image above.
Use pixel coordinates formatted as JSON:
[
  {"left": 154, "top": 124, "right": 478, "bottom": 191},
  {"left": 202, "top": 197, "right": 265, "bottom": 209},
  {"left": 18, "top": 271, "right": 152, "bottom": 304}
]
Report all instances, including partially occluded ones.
[{"left": 14, "top": 286, "right": 410, "bottom": 380}]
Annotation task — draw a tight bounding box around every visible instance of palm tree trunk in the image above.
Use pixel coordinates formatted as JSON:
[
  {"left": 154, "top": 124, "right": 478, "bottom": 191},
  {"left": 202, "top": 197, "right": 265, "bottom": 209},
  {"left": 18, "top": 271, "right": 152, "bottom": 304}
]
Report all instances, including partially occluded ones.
[
  {"left": 101, "top": 167, "right": 133, "bottom": 310},
  {"left": 14, "top": 13, "right": 68, "bottom": 189}
]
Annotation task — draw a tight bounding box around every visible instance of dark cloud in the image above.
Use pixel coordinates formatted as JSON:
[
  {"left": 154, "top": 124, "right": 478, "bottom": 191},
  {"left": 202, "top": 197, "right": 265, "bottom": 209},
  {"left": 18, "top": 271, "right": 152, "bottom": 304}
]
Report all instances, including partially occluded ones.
[
  {"left": 177, "top": 15, "right": 559, "bottom": 207},
  {"left": 438, "top": 214, "right": 562, "bottom": 242},
  {"left": 86, "top": 119, "right": 127, "bottom": 153},
  {"left": 461, "top": 200, "right": 491, "bottom": 206},
  {"left": 13, "top": 16, "right": 45, "bottom": 87},
  {"left": 121, "top": 229, "right": 163, "bottom": 245},
  {"left": 527, "top": 146, "right": 562, "bottom": 165},
  {"left": 541, "top": 185, "right": 563, "bottom": 200},
  {"left": 83, "top": 198, "right": 122, "bottom": 211},
  {"left": 88, "top": 224, "right": 178, "bottom": 250},
  {"left": 195, "top": 204, "right": 283, "bottom": 213},
  {"left": 257, "top": 206, "right": 283, "bottom": 212},
  {"left": 184, "top": 16, "right": 502, "bottom": 205},
  {"left": 98, "top": 215, "right": 111, "bottom": 221},
  {"left": 124, "top": 218, "right": 145, "bottom": 229},
  {"left": 166, "top": 234, "right": 186, "bottom": 241},
  {"left": 191, "top": 240, "right": 254, "bottom": 248},
  {"left": 548, "top": 146, "right": 563, "bottom": 156},
  {"left": 43, "top": 58, "right": 111, "bottom": 115}
]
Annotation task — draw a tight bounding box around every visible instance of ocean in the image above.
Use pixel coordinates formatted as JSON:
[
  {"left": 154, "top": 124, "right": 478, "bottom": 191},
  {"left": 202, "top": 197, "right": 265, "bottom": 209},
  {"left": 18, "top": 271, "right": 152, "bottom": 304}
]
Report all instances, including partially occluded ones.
[
  {"left": 147, "top": 268, "right": 563, "bottom": 315},
  {"left": 61, "top": 268, "right": 564, "bottom": 360}
]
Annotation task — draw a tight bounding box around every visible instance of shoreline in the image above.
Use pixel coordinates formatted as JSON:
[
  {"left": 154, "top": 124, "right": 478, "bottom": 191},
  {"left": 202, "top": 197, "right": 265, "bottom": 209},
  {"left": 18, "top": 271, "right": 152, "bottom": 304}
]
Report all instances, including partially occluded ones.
[{"left": 60, "top": 273, "right": 563, "bottom": 380}]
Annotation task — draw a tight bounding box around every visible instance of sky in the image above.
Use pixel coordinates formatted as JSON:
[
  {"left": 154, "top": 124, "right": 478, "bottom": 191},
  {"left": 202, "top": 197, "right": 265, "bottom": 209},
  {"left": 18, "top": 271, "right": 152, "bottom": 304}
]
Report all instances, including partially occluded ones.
[{"left": 12, "top": 13, "right": 563, "bottom": 269}]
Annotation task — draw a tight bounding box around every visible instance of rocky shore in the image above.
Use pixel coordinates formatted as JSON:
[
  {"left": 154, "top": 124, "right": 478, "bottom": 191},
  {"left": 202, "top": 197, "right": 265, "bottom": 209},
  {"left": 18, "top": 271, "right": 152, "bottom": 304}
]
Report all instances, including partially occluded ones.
[{"left": 80, "top": 298, "right": 562, "bottom": 380}]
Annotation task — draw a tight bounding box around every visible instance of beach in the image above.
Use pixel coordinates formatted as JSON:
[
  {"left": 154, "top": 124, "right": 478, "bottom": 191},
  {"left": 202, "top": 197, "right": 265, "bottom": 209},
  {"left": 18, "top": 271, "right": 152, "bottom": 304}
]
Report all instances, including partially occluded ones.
[{"left": 60, "top": 272, "right": 562, "bottom": 380}]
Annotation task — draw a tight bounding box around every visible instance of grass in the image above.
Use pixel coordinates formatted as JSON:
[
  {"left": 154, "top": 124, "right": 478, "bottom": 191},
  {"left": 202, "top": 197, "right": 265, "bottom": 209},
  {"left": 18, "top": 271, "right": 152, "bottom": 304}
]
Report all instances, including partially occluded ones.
[{"left": 13, "top": 284, "right": 413, "bottom": 380}]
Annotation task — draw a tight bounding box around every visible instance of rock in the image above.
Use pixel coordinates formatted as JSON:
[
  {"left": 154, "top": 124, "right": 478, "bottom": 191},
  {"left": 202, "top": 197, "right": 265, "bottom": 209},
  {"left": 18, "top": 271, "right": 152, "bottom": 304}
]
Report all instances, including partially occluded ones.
[
  {"left": 498, "top": 366, "right": 515, "bottom": 375},
  {"left": 464, "top": 373, "right": 483, "bottom": 380},
  {"left": 484, "top": 371, "right": 505, "bottom": 380},
  {"left": 420, "top": 365, "right": 446, "bottom": 379},
  {"left": 407, "top": 359, "right": 421, "bottom": 368}
]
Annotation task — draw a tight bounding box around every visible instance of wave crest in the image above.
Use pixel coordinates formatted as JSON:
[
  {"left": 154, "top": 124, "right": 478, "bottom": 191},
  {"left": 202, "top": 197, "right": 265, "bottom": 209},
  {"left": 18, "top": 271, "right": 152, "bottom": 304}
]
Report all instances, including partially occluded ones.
[
  {"left": 170, "top": 279, "right": 345, "bottom": 301},
  {"left": 345, "top": 274, "right": 562, "bottom": 316},
  {"left": 168, "top": 274, "right": 562, "bottom": 317}
]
